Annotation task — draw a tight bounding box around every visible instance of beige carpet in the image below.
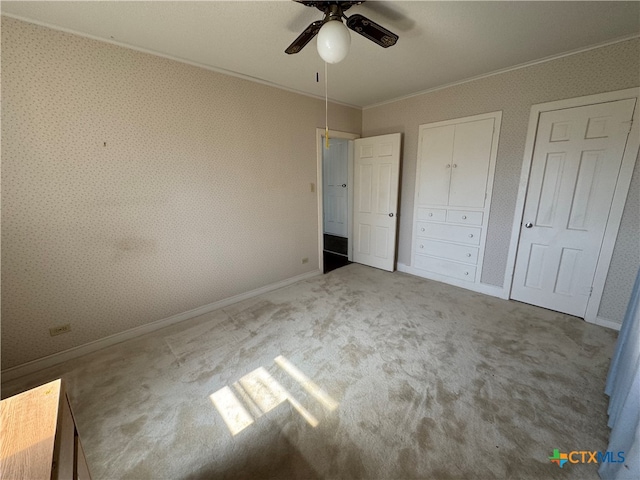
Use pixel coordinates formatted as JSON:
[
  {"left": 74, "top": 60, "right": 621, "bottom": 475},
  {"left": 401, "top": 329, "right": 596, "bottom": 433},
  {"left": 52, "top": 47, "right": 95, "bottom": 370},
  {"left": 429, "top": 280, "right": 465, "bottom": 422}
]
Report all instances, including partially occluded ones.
[{"left": 2, "top": 264, "right": 618, "bottom": 479}]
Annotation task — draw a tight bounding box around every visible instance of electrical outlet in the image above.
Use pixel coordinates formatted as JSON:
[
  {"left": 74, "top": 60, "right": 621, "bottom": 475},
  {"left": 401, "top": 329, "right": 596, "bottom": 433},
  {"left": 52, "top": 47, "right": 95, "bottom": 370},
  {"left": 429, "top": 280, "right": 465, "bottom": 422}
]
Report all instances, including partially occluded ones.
[
  {"left": 302, "top": 257, "right": 309, "bottom": 264},
  {"left": 49, "top": 324, "right": 71, "bottom": 336}
]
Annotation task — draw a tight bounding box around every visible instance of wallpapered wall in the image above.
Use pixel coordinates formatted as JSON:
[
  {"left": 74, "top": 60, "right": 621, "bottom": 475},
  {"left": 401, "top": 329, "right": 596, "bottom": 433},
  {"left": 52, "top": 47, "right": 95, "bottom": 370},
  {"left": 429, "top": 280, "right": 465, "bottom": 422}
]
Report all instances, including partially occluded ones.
[
  {"left": 599, "top": 150, "right": 640, "bottom": 320},
  {"left": 3, "top": 17, "right": 638, "bottom": 370},
  {"left": 1, "top": 17, "right": 361, "bottom": 369},
  {"left": 362, "top": 38, "right": 640, "bottom": 323}
]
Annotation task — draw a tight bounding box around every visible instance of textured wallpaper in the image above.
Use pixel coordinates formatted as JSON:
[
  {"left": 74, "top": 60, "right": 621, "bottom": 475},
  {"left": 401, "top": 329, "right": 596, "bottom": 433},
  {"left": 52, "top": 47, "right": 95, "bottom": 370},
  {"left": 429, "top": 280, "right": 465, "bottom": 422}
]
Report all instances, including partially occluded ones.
[
  {"left": 1, "top": 17, "right": 361, "bottom": 369},
  {"left": 363, "top": 38, "right": 640, "bottom": 322},
  {"left": 598, "top": 151, "right": 640, "bottom": 321}
]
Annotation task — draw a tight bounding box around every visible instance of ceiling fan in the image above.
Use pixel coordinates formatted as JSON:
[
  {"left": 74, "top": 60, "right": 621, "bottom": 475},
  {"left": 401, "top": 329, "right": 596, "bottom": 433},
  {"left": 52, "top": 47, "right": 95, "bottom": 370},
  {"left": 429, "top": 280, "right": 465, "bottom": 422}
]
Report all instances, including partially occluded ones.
[{"left": 285, "top": 1, "right": 399, "bottom": 64}]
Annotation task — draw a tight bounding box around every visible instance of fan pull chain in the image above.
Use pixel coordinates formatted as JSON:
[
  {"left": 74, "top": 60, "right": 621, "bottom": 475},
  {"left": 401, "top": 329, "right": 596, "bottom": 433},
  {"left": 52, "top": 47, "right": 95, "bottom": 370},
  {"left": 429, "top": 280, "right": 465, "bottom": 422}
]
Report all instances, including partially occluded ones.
[{"left": 325, "top": 61, "right": 329, "bottom": 149}]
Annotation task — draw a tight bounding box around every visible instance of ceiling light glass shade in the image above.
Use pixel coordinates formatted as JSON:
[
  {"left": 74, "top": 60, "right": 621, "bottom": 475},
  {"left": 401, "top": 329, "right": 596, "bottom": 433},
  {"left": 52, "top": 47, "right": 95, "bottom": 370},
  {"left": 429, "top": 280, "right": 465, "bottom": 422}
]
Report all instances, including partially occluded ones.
[{"left": 317, "top": 20, "right": 351, "bottom": 64}]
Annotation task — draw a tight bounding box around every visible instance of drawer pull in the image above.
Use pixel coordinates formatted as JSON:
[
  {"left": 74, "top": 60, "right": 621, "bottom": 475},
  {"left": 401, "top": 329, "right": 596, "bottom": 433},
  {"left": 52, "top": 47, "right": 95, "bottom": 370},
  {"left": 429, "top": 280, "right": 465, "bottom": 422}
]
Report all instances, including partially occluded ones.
[
  {"left": 452, "top": 164, "right": 458, "bottom": 168},
  {"left": 446, "top": 164, "right": 451, "bottom": 169},
  {"left": 428, "top": 213, "right": 433, "bottom": 217},
  {"left": 466, "top": 253, "right": 471, "bottom": 257},
  {"left": 421, "top": 227, "right": 425, "bottom": 232},
  {"left": 462, "top": 215, "right": 467, "bottom": 219},
  {"left": 468, "top": 234, "right": 474, "bottom": 238},
  {"left": 464, "top": 272, "right": 469, "bottom": 275},
  {"left": 419, "top": 244, "right": 424, "bottom": 249}
]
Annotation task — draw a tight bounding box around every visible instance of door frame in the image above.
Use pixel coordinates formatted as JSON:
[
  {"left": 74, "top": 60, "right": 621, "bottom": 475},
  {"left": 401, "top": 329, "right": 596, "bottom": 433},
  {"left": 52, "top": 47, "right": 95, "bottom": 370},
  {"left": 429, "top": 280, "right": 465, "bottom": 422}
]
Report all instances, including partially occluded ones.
[
  {"left": 504, "top": 88, "right": 640, "bottom": 326},
  {"left": 316, "top": 128, "right": 360, "bottom": 273}
]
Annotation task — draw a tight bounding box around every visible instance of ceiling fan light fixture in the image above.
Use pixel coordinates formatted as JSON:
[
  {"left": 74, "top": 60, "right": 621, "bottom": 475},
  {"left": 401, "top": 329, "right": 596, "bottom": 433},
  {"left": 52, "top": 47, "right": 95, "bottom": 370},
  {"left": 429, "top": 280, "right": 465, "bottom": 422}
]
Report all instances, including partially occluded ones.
[{"left": 317, "top": 19, "right": 351, "bottom": 64}]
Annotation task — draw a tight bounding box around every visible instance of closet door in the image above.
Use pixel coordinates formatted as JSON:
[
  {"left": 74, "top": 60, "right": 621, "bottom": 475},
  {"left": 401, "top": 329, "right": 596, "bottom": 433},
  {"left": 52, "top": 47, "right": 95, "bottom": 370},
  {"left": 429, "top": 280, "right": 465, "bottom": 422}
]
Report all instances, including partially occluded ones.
[
  {"left": 417, "top": 125, "right": 454, "bottom": 206},
  {"left": 449, "top": 119, "right": 494, "bottom": 208}
]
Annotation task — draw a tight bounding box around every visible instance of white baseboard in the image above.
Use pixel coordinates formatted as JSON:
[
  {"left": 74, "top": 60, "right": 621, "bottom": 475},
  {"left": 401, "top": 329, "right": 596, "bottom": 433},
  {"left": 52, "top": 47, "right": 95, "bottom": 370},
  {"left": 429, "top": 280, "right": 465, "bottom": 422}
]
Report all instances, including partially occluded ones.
[
  {"left": 397, "top": 262, "right": 507, "bottom": 299},
  {"left": 396, "top": 263, "right": 624, "bottom": 332},
  {"left": 587, "top": 316, "right": 622, "bottom": 331},
  {"left": 1, "top": 269, "right": 322, "bottom": 383}
]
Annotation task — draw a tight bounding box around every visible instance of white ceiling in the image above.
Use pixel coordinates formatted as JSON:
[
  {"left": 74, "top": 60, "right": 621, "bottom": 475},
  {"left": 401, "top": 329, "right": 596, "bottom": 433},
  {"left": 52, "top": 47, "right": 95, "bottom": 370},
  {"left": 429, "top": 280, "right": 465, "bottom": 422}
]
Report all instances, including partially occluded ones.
[{"left": 2, "top": 1, "right": 639, "bottom": 108}]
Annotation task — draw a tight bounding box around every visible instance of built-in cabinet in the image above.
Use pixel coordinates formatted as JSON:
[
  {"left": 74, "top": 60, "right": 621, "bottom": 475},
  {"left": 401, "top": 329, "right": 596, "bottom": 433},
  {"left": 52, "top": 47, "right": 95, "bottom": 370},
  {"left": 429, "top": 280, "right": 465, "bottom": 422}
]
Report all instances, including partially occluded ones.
[{"left": 411, "top": 112, "right": 501, "bottom": 288}]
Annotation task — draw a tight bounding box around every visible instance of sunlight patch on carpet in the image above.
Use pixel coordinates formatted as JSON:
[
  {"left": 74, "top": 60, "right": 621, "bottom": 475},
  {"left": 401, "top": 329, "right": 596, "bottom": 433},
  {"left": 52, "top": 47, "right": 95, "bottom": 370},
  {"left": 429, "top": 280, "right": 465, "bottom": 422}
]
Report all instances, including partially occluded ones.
[
  {"left": 210, "top": 357, "right": 338, "bottom": 436},
  {"left": 209, "top": 386, "right": 254, "bottom": 436},
  {"left": 275, "top": 355, "right": 338, "bottom": 411}
]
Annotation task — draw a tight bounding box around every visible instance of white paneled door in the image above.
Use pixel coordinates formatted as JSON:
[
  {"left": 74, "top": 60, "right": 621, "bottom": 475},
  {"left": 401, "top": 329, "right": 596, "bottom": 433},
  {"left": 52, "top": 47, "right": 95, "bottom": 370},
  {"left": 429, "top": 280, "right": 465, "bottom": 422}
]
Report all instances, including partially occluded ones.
[
  {"left": 511, "top": 99, "right": 636, "bottom": 317},
  {"left": 323, "top": 138, "right": 349, "bottom": 237},
  {"left": 353, "top": 133, "right": 401, "bottom": 271}
]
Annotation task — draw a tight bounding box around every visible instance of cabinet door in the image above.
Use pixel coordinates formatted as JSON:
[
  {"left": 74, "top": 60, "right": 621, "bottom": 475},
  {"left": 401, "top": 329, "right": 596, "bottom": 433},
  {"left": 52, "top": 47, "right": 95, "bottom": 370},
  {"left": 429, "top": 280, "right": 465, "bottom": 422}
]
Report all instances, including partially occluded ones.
[
  {"left": 449, "top": 118, "right": 494, "bottom": 208},
  {"left": 417, "top": 125, "right": 454, "bottom": 206}
]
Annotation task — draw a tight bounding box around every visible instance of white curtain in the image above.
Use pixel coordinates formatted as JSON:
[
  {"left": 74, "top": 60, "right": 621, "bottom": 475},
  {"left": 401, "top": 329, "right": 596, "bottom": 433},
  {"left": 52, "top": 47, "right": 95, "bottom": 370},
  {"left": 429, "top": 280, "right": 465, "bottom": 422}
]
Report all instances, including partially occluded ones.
[{"left": 599, "top": 268, "right": 640, "bottom": 480}]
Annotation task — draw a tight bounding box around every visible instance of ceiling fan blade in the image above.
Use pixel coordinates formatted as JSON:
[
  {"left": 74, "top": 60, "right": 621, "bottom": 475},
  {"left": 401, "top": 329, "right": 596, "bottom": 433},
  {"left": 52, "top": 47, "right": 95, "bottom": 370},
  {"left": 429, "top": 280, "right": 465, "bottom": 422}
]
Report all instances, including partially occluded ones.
[
  {"left": 285, "top": 20, "right": 323, "bottom": 54},
  {"left": 358, "top": 2, "right": 415, "bottom": 32},
  {"left": 346, "top": 13, "right": 398, "bottom": 48}
]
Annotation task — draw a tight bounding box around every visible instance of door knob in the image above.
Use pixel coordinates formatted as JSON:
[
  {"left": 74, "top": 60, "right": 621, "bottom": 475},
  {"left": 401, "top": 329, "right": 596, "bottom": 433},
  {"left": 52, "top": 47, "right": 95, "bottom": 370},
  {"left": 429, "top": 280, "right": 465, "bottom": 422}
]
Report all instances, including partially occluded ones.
[
  {"left": 342, "top": 184, "right": 347, "bottom": 188},
  {"left": 525, "top": 222, "right": 533, "bottom": 228},
  {"left": 389, "top": 213, "right": 394, "bottom": 217}
]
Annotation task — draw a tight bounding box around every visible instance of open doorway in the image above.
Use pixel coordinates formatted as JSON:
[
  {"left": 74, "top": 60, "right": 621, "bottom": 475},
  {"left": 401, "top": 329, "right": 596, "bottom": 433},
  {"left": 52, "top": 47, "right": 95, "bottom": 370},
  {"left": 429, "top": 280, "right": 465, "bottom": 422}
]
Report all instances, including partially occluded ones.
[
  {"left": 323, "top": 137, "right": 351, "bottom": 273},
  {"left": 316, "top": 129, "right": 359, "bottom": 274},
  {"left": 316, "top": 129, "right": 403, "bottom": 274}
]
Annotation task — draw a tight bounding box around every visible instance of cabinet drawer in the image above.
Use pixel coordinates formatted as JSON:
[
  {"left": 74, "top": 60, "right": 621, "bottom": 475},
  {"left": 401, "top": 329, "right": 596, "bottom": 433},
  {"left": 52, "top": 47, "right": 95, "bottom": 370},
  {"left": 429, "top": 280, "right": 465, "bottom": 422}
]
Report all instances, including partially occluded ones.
[
  {"left": 415, "top": 238, "right": 478, "bottom": 264},
  {"left": 447, "top": 210, "right": 483, "bottom": 226},
  {"left": 417, "top": 208, "right": 446, "bottom": 222},
  {"left": 414, "top": 254, "right": 477, "bottom": 281},
  {"left": 416, "top": 222, "right": 481, "bottom": 245}
]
